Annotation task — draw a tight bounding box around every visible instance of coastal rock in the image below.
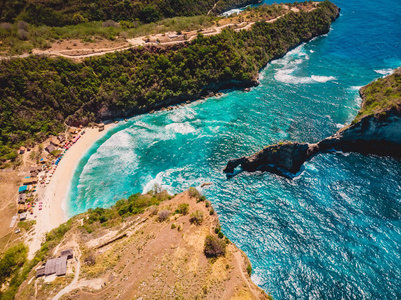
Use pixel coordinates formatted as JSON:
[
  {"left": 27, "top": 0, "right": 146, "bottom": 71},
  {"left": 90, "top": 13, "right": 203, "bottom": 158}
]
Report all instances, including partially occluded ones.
[{"left": 224, "top": 107, "right": 401, "bottom": 178}]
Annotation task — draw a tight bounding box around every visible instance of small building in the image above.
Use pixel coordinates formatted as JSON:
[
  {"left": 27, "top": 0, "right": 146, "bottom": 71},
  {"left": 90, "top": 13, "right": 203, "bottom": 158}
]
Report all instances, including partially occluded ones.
[
  {"left": 29, "top": 166, "right": 39, "bottom": 173},
  {"left": 57, "top": 135, "right": 66, "bottom": 143},
  {"left": 60, "top": 249, "right": 73, "bottom": 259},
  {"left": 19, "top": 147, "right": 26, "bottom": 154},
  {"left": 18, "top": 185, "right": 28, "bottom": 194},
  {"left": 98, "top": 123, "right": 105, "bottom": 132},
  {"left": 69, "top": 127, "right": 78, "bottom": 135},
  {"left": 45, "top": 144, "right": 55, "bottom": 154},
  {"left": 36, "top": 267, "right": 45, "bottom": 278},
  {"left": 18, "top": 194, "right": 26, "bottom": 204},
  {"left": 50, "top": 139, "right": 62, "bottom": 148},
  {"left": 19, "top": 213, "right": 27, "bottom": 221},
  {"left": 18, "top": 204, "right": 27, "bottom": 213},
  {"left": 45, "top": 256, "right": 68, "bottom": 276},
  {"left": 23, "top": 177, "right": 38, "bottom": 185}
]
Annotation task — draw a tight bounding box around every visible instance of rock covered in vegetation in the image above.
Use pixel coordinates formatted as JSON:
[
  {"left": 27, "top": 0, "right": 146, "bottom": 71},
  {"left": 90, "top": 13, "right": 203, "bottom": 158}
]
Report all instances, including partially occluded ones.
[{"left": 224, "top": 67, "right": 401, "bottom": 177}]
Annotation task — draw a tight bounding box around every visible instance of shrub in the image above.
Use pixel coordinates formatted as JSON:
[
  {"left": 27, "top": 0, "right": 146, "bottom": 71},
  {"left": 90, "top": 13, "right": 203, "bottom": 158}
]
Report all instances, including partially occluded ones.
[
  {"left": 218, "top": 231, "right": 224, "bottom": 239},
  {"left": 204, "top": 235, "right": 226, "bottom": 258},
  {"left": 209, "top": 207, "right": 214, "bottom": 215},
  {"left": 177, "top": 203, "right": 189, "bottom": 215},
  {"left": 171, "top": 223, "right": 176, "bottom": 229},
  {"left": 102, "top": 20, "right": 121, "bottom": 28},
  {"left": 84, "top": 251, "right": 96, "bottom": 266},
  {"left": 214, "top": 227, "right": 220, "bottom": 234},
  {"left": 158, "top": 209, "right": 170, "bottom": 221},
  {"left": 247, "top": 263, "right": 252, "bottom": 276},
  {"left": 205, "top": 201, "right": 210, "bottom": 208},
  {"left": 189, "top": 210, "right": 203, "bottom": 225},
  {"left": 197, "top": 195, "right": 206, "bottom": 203},
  {"left": 188, "top": 187, "right": 201, "bottom": 199}
]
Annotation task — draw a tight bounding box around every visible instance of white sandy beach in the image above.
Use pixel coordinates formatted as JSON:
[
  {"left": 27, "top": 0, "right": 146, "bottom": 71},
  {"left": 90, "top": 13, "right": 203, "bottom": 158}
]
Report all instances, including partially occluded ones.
[{"left": 28, "top": 126, "right": 113, "bottom": 259}]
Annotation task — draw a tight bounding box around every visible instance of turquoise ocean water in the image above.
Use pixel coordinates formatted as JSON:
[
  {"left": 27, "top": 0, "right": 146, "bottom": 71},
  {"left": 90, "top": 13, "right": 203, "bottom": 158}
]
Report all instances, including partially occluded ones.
[{"left": 68, "top": 0, "right": 401, "bottom": 298}]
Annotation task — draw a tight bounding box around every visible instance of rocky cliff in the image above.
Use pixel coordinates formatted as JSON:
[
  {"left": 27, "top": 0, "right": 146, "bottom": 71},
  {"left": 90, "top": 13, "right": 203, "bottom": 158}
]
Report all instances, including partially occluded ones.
[{"left": 224, "top": 68, "right": 401, "bottom": 178}]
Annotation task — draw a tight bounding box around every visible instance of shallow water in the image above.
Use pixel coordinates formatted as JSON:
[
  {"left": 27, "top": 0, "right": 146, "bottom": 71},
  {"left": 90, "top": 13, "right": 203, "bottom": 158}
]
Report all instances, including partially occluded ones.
[{"left": 68, "top": 0, "right": 401, "bottom": 298}]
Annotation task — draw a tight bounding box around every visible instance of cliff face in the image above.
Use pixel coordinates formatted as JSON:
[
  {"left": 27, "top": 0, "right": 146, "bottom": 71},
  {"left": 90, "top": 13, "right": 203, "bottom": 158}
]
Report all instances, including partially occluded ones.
[{"left": 224, "top": 71, "right": 401, "bottom": 178}]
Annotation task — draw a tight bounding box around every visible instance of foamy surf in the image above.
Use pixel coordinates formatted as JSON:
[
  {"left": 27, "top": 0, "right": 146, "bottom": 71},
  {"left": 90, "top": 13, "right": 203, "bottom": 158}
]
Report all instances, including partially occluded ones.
[{"left": 374, "top": 68, "right": 394, "bottom": 76}]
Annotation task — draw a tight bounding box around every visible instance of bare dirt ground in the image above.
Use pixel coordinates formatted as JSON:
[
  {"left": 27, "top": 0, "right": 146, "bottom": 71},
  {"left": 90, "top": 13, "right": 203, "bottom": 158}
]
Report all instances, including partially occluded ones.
[
  {"left": 15, "top": 191, "right": 271, "bottom": 300},
  {"left": 0, "top": 170, "right": 22, "bottom": 253}
]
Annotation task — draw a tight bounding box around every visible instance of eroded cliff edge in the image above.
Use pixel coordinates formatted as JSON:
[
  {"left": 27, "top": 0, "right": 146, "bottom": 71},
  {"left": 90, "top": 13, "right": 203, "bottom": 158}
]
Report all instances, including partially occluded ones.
[{"left": 224, "top": 67, "right": 401, "bottom": 177}]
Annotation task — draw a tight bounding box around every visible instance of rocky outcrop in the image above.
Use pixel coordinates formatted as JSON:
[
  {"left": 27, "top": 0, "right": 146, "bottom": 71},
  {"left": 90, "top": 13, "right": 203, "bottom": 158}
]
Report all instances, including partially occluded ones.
[{"left": 224, "top": 105, "right": 401, "bottom": 178}]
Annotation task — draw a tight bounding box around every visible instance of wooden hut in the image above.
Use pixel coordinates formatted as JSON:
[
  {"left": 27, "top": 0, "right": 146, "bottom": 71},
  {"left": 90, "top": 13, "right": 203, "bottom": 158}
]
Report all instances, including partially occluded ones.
[
  {"left": 18, "top": 194, "right": 26, "bottom": 204},
  {"left": 45, "top": 256, "right": 68, "bottom": 276},
  {"left": 60, "top": 249, "right": 73, "bottom": 259},
  {"left": 36, "top": 267, "right": 45, "bottom": 278},
  {"left": 45, "top": 144, "right": 55, "bottom": 153}
]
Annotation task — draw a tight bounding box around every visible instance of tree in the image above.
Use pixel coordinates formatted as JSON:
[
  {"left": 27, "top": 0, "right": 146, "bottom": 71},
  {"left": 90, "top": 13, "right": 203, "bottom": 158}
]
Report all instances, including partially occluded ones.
[
  {"left": 190, "top": 210, "right": 203, "bottom": 225},
  {"left": 204, "top": 235, "right": 226, "bottom": 258}
]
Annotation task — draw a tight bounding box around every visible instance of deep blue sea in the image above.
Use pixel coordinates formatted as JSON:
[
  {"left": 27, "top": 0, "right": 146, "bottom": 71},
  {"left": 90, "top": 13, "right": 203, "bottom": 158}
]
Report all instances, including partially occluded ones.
[{"left": 67, "top": 0, "right": 401, "bottom": 298}]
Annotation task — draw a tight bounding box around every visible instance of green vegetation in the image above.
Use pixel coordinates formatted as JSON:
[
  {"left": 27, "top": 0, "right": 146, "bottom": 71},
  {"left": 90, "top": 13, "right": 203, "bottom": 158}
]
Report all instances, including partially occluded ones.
[
  {"left": 0, "top": 15, "right": 216, "bottom": 55},
  {"left": 204, "top": 235, "right": 226, "bottom": 257},
  {"left": 85, "top": 191, "right": 169, "bottom": 227},
  {"left": 0, "top": 0, "right": 258, "bottom": 26},
  {"left": 176, "top": 203, "right": 189, "bottom": 215},
  {"left": 17, "top": 220, "right": 36, "bottom": 232},
  {"left": 0, "top": 243, "right": 28, "bottom": 285},
  {"left": 355, "top": 67, "right": 401, "bottom": 122},
  {"left": 247, "top": 263, "right": 252, "bottom": 276},
  {"left": 0, "top": 1, "right": 338, "bottom": 162},
  {"left": 190, "top": 210, "right": 204, "bottom": 225}
]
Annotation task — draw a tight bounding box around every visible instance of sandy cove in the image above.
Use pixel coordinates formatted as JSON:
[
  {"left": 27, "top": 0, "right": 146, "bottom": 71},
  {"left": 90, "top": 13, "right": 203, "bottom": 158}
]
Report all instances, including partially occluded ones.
[{"left": 28, "top": 125, "right": 113, "bottom": 259}]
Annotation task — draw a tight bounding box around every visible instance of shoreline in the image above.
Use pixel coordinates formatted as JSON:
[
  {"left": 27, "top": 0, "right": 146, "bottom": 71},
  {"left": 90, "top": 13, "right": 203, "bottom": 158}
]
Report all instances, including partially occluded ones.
[{"left": 27, "top": 125, "right": 114, "bottom": 259}]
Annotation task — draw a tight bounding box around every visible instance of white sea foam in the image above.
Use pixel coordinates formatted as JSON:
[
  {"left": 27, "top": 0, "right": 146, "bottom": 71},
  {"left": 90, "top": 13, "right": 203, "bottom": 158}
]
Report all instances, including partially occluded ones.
[
  {"left": 349, "top": 86, "right": 362, "bottom": 91},
  {"left": 374, "top": 68, "right": 394, "bottom": 76},
  {"left": 310, "top": 50, "right": 315, "bottom": 53},
  {"left": 311, "top": 75, "right": 337, "bottom": 83},
  {"left": 336, "top": 123, "right": 345, "bottom": 129},
  {"left": 169, "top": 107, "right": 196, "bottom": 122},
  {"left": 165, "top": 122, "right": 196, "bottom": 134},
  {"left": 142, "top": 171, "right": 168, "bottom": 194},
  {"left": 273, "top": 44, "right": 337, "bottom": 84}
]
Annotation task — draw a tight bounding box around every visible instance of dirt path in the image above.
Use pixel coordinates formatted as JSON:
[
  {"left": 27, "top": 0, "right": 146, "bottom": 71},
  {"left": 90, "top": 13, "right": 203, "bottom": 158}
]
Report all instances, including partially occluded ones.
[
  {"left": 233, "top": 250, "right": 261, "bottom": 299},
  {"left": 0, "top": 7, "right": 312, "bottom": 61},
  {"left": 52, "top": 243, "right": 81, "bottom": 300}
]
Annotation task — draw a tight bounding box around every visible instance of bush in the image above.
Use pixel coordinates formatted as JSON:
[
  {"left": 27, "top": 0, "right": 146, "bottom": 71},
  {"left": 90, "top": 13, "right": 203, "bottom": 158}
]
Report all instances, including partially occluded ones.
[
  {"left": 102, "top": 20, "right": 120, "bottom": 28},
  {"left": 218, "top": 231, "right": 224, "bottom": 239},
  {"left": 209, "top": 207, "right": 214, "bottom": 215},
  {"left": 84, "top": 251, "right": 96, "bottom": 266},
  {"left": 205, "top": 201, "right": 210, "bottom": 208},
  {"left": 149, "top": 206, "right": 159, "bottom": 216},
  {"left": 171, "top": 223, "right": 176, "bottom": 229},
  {"left": 177, "top": 203, "right": 189, "bottom": 215},
  {"left": 188, "top": 187, "right": 201, "bottom": 199},
  {"left": 214, "top": 227, "right": 220, "bottom": 234},
  {"left": 204, "top": 235, "right": 226, "bottom": 258},
  {"left": 189, "top": 210, "right": 203, "bottom": 225},
  {"left": 158, "top": 209, "right": 170, "bottom": 222},
  {"left": 247, "top": 263, "right": 252, "bottom": 276},
  {"left": 197, "top": 195, "right": 206, "bottom": 203}
]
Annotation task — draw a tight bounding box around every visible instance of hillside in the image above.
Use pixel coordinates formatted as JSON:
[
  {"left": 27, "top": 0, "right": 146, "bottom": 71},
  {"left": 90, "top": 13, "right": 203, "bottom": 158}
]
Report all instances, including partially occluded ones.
[
  {"left": 0, "top": 0, "right": 260, "bottom": 26},
  {"left": 1, "top": 190, "right": 270, "bottom": 300},
  {"left": 0, "top": 1, "right": 340, "bottom": 163},
  {"left": 355, "top": 67, "right": 401, "bottom": 122}
]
